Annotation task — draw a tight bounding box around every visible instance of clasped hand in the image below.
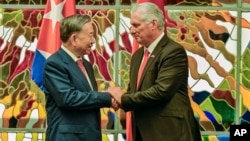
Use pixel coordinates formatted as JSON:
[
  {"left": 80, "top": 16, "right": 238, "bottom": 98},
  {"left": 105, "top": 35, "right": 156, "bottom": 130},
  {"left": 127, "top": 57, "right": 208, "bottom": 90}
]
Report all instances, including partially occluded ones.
[{"left": 106, "top": 86, "right": 124, "bottom": 111}]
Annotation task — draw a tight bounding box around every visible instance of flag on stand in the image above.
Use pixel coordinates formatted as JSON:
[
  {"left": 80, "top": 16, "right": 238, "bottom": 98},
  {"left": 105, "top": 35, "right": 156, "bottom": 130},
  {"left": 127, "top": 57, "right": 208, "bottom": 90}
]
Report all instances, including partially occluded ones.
[
  {"left": 31, "top": 0, "right": 76, "bottom": 90},
  {"left": 127, "top": 0, "right": 166, "bottom": 141}
]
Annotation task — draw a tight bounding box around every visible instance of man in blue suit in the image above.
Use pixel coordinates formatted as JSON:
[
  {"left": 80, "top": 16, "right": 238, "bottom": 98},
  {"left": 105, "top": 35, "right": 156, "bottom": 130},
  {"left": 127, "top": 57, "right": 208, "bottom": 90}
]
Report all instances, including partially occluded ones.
[{"left": 43, "top": 14, "right": 118, "bottom": 141}]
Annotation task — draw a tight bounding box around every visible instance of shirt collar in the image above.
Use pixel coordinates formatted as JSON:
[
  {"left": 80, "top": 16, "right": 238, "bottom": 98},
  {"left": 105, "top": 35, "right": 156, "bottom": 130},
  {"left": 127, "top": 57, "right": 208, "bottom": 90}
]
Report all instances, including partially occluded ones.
[
  {"left": 61, "top": 45, "right": 79, "bottom": 62},
  {"left": 146, "top": 32, "right": 164, "bottom": 54}
]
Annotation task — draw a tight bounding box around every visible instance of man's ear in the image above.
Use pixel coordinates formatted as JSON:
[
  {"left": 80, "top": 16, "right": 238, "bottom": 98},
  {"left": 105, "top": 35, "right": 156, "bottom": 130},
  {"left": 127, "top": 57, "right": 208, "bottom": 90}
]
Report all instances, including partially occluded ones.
[
  {"left": 69, "top": 33, "right": 77, "bottom": 46},
  {"left": 151, "top": 19, "right": 158, "bottom": 30}
]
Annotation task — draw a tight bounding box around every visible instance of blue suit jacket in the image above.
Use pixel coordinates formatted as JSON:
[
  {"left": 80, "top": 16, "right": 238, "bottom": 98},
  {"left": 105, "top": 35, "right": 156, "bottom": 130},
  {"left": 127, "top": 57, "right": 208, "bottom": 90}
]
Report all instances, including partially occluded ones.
[{"left": 43, "top": 48, "right": 112, "bottom": 141}]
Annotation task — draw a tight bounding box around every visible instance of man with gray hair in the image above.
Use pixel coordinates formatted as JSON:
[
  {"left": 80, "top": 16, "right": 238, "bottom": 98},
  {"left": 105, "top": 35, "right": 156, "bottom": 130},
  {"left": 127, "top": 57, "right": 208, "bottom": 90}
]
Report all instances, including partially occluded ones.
[{"left": 107, "top": 2, "right": 202, "bottom": 141}]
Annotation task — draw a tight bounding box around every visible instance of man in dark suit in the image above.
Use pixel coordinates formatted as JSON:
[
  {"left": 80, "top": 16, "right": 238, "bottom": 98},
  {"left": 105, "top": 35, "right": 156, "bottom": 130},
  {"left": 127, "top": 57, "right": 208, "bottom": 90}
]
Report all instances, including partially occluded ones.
[
  {"left": 43, "top": 14, "right": 118, "bottom": 141},
  {"left": 106, "top": 2, "right": 202, "bottom": 141}
]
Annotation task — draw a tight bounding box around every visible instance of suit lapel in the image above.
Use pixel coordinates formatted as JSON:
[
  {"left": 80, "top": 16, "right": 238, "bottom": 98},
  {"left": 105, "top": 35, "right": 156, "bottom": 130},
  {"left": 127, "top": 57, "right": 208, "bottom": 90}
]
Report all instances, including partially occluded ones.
[
  {"left": 136, "top": 36, "right": 169, "bottom": 89},
  {"left": 82, "top": 60, "right": 97, "bottom": 91},
  {"left": 59, "top": 49, "right": 94, "bottom": 91}
]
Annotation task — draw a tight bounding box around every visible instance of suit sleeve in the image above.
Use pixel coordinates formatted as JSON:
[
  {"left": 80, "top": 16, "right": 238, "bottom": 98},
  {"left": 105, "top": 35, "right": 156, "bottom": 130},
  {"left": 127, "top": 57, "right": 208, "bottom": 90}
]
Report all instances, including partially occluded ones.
[{"left": 43, "top": 59, "right": 112, "bottom": 110}]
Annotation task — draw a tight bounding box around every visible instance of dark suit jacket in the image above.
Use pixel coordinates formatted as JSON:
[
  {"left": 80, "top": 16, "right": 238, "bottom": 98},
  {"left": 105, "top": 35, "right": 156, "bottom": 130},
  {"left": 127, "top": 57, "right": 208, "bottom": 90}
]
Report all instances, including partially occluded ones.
[
  {"left": 121, "top": 35, "right": 202, "bottom": 141},
  {"left": 43, "top": 48, "right": 112, "bottom": 141}
]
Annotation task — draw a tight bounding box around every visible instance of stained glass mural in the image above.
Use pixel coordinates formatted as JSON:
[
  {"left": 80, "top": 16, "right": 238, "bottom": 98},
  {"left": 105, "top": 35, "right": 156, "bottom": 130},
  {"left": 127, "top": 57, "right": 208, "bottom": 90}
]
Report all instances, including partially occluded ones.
[
  {"left": 117, "top": 8, "right": 250, "bottom": 136},
  {"left": 0, "top": 0, "right": 240, "bottom": 6},
  {"left": 0, "top": 1, "right": 250, "bottom": 141}
]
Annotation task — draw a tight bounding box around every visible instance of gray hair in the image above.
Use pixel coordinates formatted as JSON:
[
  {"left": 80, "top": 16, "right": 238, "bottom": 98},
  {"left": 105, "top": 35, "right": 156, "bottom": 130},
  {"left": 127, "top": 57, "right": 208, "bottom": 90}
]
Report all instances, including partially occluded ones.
[
  {"left": 131, "top": 2, "right": 165, "bottom": 31},
  {"left": 60, "top": 14, "right": 92, "bottom": 42}
]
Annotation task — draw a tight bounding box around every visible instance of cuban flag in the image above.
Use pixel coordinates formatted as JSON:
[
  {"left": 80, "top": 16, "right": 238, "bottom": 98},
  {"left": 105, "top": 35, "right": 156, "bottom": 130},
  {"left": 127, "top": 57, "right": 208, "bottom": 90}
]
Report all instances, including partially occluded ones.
[{"left": 31, "top": 0, "right": 76, "bottom": 90}]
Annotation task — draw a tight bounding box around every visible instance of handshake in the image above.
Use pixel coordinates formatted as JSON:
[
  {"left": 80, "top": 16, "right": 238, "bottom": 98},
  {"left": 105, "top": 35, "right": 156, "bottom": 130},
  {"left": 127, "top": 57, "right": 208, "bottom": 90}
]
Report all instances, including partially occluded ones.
[{"left": 105, "top": 86, "right": 124, "bottom": 111}]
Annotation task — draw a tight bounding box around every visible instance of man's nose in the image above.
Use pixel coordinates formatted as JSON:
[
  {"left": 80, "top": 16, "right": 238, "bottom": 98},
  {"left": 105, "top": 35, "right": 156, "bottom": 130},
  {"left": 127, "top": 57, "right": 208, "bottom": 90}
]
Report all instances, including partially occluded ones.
[{"left": 129, "top": 26, "right": 135, "bottom": 35}]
